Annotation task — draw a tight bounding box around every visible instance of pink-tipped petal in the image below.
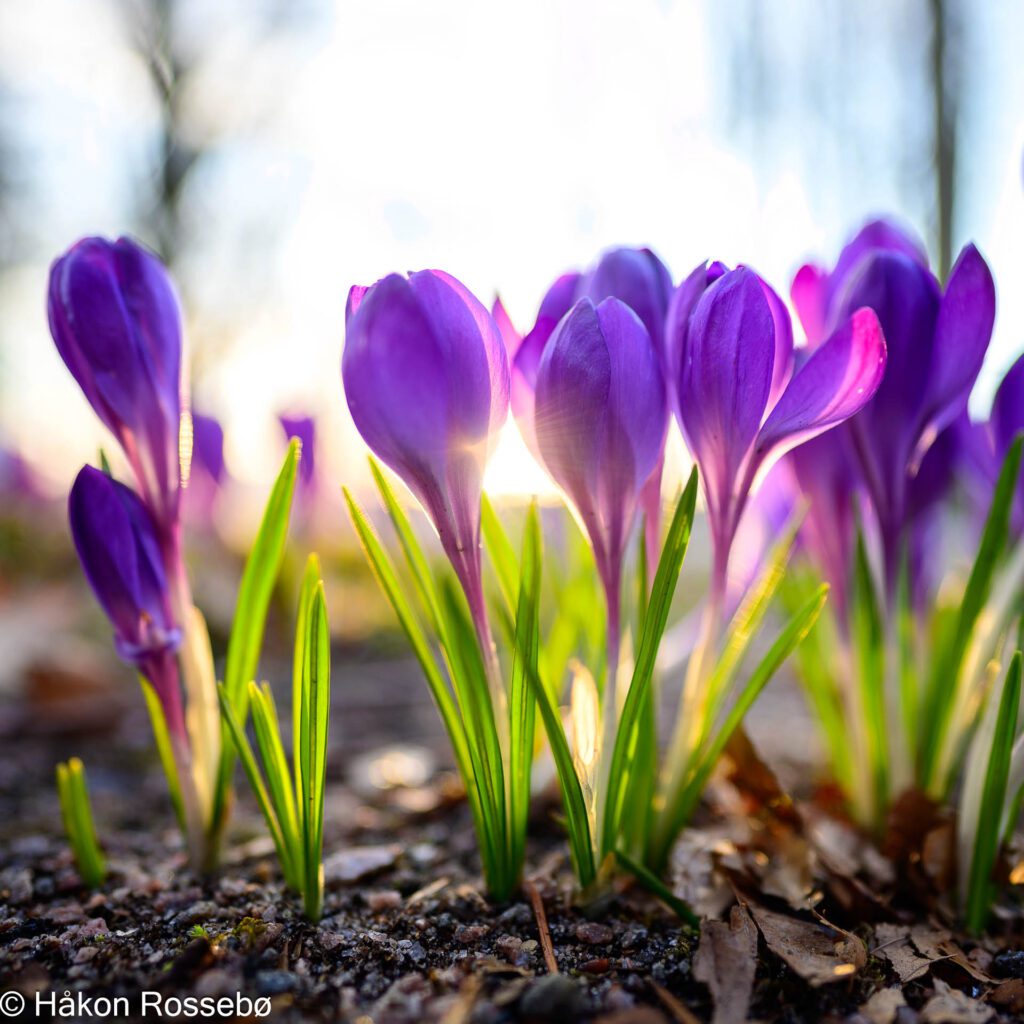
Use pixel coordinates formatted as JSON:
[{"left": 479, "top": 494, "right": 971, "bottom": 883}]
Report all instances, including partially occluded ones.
[{"left": 756, "top": 307, "right": 887, "bottom": 459}]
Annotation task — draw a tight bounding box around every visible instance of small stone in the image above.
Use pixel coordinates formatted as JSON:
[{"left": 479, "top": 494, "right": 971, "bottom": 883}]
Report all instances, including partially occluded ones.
[
  {"left": 995, "top": 950, "right": 1024, "bottom": 979},
  {"left": 576, "top": 922, "right": 614, "bottom": 945},
  {"left": 581, "top": 958, "right": 610, "bottom": 974},
  {"left": 455, "top": 924, "right": 489, "bottom": 943},
  {"left": 496, "top": 934, "right": 524, "bottom": 963},
  {"left": 175, "top": 900, "right": 219, "bottom": 927},
  {"left": 520, "top": 975, "right": 587, "bottom": 1018},
  {"left": 194, "top": 968, "right": 242, "bottom": 998},
  {"left": 366, "top": 890, "right": 402, "bottom": 911},
  {"left": 324, "top": 845, "right": 401, "bottom": 885},
  {"left": 73, "top": 945, "right": 98, "bottom": 963},
  {"left": 8, "top": 870, "right": 32, "bottom": 905},
  {"left": 256, "top": 970, "right": 298, "bottom": 995},
  {"left": 318, "top": 928, "right": 346, "bottom": 951}
]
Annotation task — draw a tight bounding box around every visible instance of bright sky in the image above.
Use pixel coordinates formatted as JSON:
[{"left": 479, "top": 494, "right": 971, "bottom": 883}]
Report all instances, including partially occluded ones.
[{"left": 2, "top": 0, "right": 1024, "bottom": 500}]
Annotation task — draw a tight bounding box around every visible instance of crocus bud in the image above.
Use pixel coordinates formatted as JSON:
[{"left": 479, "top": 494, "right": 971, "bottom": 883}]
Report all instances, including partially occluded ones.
[
  {"left": 343, "top": 270, "right": 509, "bottom": 602},
  {"left": 69, "top": 466, "right": 184, "bottom": 735},
  {"left": 279, "top": 414, "right": 317, "bottom": 491},
  {"left": 533, "top": 296, "right": 667, "bottom": 666},
  {"left": 676, "top": 267, "right": 886, "bottom": 601},
  {"left": 48, "top": 237, "right": 184, "bottom": 531}
]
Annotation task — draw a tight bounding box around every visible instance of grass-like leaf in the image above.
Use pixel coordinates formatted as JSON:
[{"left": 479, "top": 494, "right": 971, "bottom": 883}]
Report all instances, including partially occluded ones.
[
  {"left": 851, "top": 526, "right": 888, "bottom": 831},
  {"left": 614, "top": 850, "right": 698, "bottom": 928},
  {"left": 482, "top": 492, "right": 520, "bottom": 618},
  {"left": 299, "top": 581, "right": 331, "bottom": 921},
  {"left": 523, "top": 650, "right": 597, "bottom": 886},
  {"left": 663, "top": 585, "right": 829, "bottom": 840},
  {"left": 140, "top": 676, "right": 186, "bottom": 831},
  {"left": 216, "top": 555, "right": 331, "bottom": 920},
  {"left": 210, "top": 441, "right": 299, "bottom": 837},
  {"left": 507, "top": 503, "right": 540, "bottom": 882},
  {"left": 919, "top": 438, "right": 1023, "bottom": 793},
  {"left": 344, "top": 485, "right": 515, "bottom": 896},
  {"left": 56, "top": 758, "right": 106, "bottom": 889},
  {"left": 602, "top": 469, "right": 698, "bottom": 858},
  {"left": 964, "top": 652, "right": 1021, "bottom": 932}
]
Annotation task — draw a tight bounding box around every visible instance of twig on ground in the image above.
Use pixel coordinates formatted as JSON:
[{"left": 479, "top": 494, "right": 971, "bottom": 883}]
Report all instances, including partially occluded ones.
[{"left": 524, "top": 877, "right": 558, "bottom": 974}]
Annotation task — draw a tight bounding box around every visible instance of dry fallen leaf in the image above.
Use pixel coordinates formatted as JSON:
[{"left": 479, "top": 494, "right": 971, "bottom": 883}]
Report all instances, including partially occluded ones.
[
  {"left": 989, "top": 978, "right": 1024, "bottom": 1015},
  {"left": 910, "top": 926, "right": 993, "bottom": 984},
  {"left": 873, "top": 923, "right": 934, "bottom": 983},
  {"left": 746, "top": 901, "right": 866, "bottom": 987},
  {"left": 859, "top": 986, "right": 907, "bottom": 1024},
  {"left": 693, "top": 904, "right": 758, "bottom": 1024},
  {"left": 920, "top": 979, "right": 994, "bottom": 1023}
]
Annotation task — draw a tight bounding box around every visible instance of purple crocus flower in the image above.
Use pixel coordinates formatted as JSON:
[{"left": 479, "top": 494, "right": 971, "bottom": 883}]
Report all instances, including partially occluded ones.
[
  {"left": 69, "top": 466, "right": 185, "bottom": 739},
  {"left": 674, "top": 266, "right": 887, "bottom": 608},
  {"left": 279, "top": 414, "right": 317, "bottom": 490},
  {"left": 835, "top": 245, "right": 995, "bottom": 588},
  {"left": 48, "top": 237, "right": 184, "bottom": 531},
  {"left": 510, "top": 246, "right": 672, "bottom": 459},
  {"left": 532, "top": 296, "right": 667, "bottom": 679},
  {"left": 343, "top": 270, "right": 509, "bottom": 637}
]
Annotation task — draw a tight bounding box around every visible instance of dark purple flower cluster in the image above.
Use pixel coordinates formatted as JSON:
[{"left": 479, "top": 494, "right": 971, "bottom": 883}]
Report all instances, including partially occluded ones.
[{"left": 342, "top": 245, "right": 890, "bottom": 674}]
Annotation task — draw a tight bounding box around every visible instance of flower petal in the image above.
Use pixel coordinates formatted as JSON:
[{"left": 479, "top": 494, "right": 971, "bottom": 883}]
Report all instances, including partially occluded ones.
[
  {"left": 756, "top": 273, "right": 795, "bottom": 409},
  {"left": 826, "top": 218, "right": 929, "bottom": 311},
  {"left": 408, "top": 269, "right": 509, "bottom": 440},
  {"left": 756, "top": 307, "right": 886, "bottom": 459},
  {"left": 596, "top": 297, "right": 667, "bottom": 496},
  {"left": 342, "top": 273, "right": 452, "bottom": 487},
  {"left": 533, "top": 298, "right": 611, "bottom": 505},
  {"left": 791, "top": 263, "right": 828, "bottom": 348},
  {"left": 992, "top": 353, "right": 1024, "bottom": 457},
  {"left": 491, "top": 295, "right": 520, "bottom": 361},
  {"left": 836, "top": 251, "right": 940, "bottom": 523},
  {"left": 916, "top": 244, "right": 995, "bottom": 443}
]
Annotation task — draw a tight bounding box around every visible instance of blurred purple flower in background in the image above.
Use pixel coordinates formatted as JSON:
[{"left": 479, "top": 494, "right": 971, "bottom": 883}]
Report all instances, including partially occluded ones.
[
  {"left": 0, "top": 447, "right": 44, "bottom": 503},
  {"left": 190, "top": 413, "right": 226, "bottom": 487},
  {"left": 184, "top": 412, "right": 227, "bottom": 527},
  {"left": 69, "top": 466, "right": 185, "bottom": 738},
  {"left": 532, "top": 296, "right": 668, "bottom": 681},
  {"left": 48, "top": 237, "right": 185, "bottom": 532},
  {"left": 343, "top": 269, "right": 509, "bottom": 648},
  {"left": 279, "top": 413, "right": 317, "bottom": 491}
]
